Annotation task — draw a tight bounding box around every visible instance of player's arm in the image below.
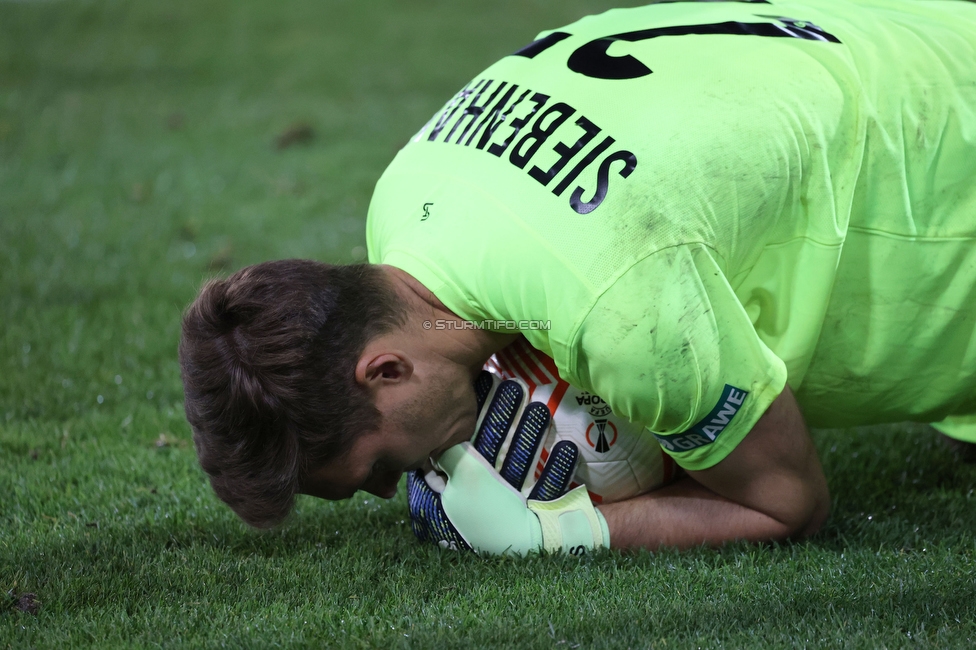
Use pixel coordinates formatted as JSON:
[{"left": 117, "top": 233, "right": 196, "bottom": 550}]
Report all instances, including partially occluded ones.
[
  {"left": 576, "top": 244, "right": 828, "bottom": 549},
  {"left": 599, "top": 385, "right": 829, "bottom": 550}
]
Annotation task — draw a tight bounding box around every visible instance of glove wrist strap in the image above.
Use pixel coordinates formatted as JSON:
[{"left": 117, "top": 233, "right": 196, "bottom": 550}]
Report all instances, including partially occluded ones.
[{"left": 528, "top": 485, "right": 611, "bottom": 554}]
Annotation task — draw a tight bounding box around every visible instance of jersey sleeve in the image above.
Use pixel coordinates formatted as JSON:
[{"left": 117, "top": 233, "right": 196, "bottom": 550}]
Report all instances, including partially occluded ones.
[{"left": 571, "top": 243, "right": 787, "bottom": 470}]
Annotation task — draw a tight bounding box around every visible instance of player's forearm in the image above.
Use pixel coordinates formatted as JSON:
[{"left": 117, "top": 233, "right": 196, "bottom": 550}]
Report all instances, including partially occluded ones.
[
  {"left": 598, "top": 475, "right": 811, "bottom": 550},
  {"left": 602, "top": 386, "right": 830, "bottom": 550}
]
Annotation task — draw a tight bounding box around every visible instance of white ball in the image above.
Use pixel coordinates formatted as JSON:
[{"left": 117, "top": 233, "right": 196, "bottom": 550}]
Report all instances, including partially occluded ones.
[{"left": 486, "top": 338, "right": 681, "bottom": 504}]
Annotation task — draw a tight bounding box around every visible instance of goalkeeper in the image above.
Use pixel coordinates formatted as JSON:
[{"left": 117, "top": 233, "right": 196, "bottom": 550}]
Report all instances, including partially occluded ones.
[{"left": 179, "top": 0, "right": 976, "bottom": 553}]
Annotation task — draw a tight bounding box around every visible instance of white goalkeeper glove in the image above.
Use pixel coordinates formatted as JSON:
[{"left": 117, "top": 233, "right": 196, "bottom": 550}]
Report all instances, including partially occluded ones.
[{"left": 407, "top": 372, "right": 610, "bottom": 555}]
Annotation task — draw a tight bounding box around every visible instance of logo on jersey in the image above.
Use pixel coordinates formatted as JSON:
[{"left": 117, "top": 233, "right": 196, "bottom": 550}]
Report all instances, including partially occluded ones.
[
  {"left": 653, "top": 385, "right": 749, "bottom": 452},
  {"left": 585, "top": 419, "right": 618, "bottom": 454}
]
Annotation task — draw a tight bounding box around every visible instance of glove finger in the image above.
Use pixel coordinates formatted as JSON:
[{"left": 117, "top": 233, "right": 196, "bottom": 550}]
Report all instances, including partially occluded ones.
[
  {"left": 474, "top": 370, "right": 496, "bottom": 414},
  {"left": 528, "top": 440, "right": 580, "bottom": 502},
  {"left": 499, "top": 402, "right": 551, "bottom": 490},
  {"left": 472, "top": 379, "right": 524, "bottom": 465},
  {"left": 406, "top": 470, "right": 437, "bottom": 543},
  {"left": 406, "top": 469, "right": 471, "bottom": 551}
]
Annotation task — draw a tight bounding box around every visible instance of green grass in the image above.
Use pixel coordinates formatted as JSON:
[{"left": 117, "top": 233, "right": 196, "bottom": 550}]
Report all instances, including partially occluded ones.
[{"left": 2, "top": 0, "right": 976, "bottom": 647}]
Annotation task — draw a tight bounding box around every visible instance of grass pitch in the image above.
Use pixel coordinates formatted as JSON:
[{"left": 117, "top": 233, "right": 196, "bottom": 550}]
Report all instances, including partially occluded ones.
[{"left": 2, "top": 0, "right": 976, "bottom": 647}]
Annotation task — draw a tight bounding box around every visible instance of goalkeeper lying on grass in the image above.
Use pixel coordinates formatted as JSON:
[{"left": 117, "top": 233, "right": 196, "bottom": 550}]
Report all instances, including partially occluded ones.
[{"left": 178, "top": 0, "right": 976, "bottom": 554}]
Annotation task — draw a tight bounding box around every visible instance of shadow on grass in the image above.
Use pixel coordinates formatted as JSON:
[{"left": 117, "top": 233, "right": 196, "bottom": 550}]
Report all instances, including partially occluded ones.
[{"left": 813, "top": 423, "right": 976, "bottom": 550}]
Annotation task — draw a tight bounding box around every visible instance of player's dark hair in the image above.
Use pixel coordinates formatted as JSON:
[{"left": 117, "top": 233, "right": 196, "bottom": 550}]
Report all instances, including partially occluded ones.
[{"left": 179, "top": 259, "right": 406, "bottom": 528}]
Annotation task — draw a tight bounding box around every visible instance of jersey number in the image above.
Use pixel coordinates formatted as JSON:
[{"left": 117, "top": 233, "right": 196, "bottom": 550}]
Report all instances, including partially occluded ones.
[{"left": 514, "top": 15, "right": 840, "bottom": 80}]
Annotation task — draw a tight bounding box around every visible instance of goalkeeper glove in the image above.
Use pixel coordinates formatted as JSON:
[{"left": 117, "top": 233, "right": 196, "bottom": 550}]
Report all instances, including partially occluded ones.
[{"left": 407, "top": 373, "right": 610, "bottom": 555}]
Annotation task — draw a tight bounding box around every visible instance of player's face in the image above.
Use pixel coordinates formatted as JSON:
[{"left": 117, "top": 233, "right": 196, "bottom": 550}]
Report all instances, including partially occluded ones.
[{"left": 301, "top": 368, "right": 480, "bottom": 500}]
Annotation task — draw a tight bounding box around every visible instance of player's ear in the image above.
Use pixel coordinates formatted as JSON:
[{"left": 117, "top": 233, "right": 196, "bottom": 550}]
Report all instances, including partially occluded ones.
[{"left": 355, "top": 350, "right": 414, "bottom": 389}]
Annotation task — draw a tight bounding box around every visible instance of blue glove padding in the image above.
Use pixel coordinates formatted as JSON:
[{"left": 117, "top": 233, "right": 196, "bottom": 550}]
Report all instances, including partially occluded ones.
[
  {"left": 471, "top": 372, "right": 579, "bottom": 499},
  {"left": 407, "top": 467, "right": 470, "bottom": 551}
]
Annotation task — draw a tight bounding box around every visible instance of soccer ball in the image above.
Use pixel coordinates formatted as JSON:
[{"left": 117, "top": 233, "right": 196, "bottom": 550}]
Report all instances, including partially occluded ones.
[{"left": 485, "top": 338, "right": 681, "bottom": 504}]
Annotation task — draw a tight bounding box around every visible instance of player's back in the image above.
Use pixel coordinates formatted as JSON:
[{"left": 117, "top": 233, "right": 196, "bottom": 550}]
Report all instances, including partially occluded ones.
[
  {"left": 367, "top": 0, "right": 976, "bottom": 430},
  {"left": 782, "top": 0, "right": 976, "bottom": 424}
]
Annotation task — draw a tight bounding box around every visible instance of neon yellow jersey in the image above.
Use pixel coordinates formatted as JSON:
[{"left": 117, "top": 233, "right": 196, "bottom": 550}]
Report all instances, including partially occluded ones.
[{"left": 367, "top": 0, "right": 976, "bottom": 470}]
